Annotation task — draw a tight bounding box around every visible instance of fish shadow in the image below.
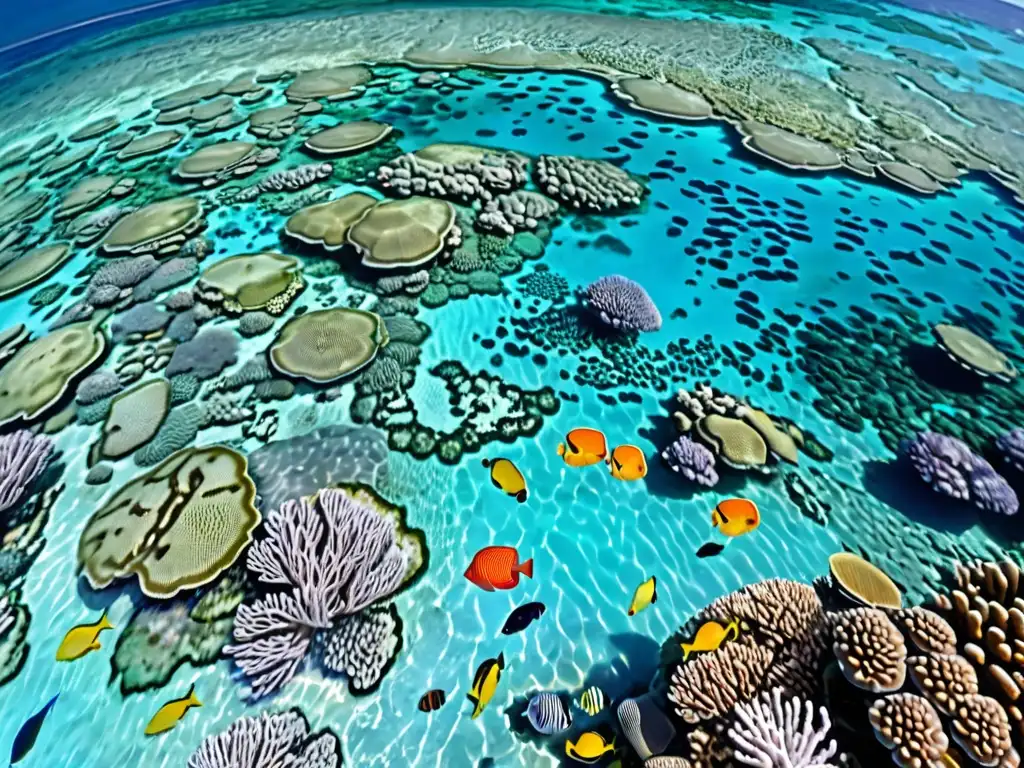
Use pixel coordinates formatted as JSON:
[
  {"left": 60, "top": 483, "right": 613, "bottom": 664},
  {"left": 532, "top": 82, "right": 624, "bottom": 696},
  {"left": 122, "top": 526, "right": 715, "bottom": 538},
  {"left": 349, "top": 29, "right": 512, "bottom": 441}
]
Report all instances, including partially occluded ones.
[
  {"left": 862, "top": 457, "right": 978, "bottom": 534},
  {"left": 905, "top": 343, "right": 985, "bottom": 394},
  {"left": 75, "top": 576, "right": 144, "bottom": 613}
]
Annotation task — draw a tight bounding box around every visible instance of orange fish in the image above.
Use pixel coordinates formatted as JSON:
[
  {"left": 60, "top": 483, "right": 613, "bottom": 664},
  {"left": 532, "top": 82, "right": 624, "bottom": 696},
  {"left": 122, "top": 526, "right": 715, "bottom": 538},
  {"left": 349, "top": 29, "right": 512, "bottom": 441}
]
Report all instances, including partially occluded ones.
[
  {"left": 607, "top": 445, "right": 647, "bottom": 481},
  {"left": 697, "top": 498, "right": 761, "bottom": 558},
  {"left": 465, "top": 546, "right": 534, "bottom": 592},
  {"left": 557, "top": 428, "right": 608, "bottom": 467}
]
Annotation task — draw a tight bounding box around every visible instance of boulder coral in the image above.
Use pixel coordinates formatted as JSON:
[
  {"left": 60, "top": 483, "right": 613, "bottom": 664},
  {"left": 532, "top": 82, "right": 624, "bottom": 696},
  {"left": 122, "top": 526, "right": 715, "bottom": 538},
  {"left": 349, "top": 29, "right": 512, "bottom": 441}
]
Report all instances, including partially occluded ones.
[
  {"left": 376, "top": 143, "right": 529, "bottom": 204},
  {"left": 535, "top": 155, "right": 646, "bottom": 212}
]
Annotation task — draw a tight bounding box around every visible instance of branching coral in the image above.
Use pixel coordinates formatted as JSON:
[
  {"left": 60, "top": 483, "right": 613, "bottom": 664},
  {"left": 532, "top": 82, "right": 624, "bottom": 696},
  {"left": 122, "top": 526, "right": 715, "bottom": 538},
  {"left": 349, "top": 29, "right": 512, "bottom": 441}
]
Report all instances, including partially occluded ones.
[
  {"left": 668, "top": 642, "right": 774, "bottom": 724},
  {"left": 0, "top": 431, "right": 52, "bottom": 514},
  {"left": 728, "top": 688, "right": 838, "bottom": 768},
  {"left": 187, "top": 708, "right": 342, "bottom": 768}
]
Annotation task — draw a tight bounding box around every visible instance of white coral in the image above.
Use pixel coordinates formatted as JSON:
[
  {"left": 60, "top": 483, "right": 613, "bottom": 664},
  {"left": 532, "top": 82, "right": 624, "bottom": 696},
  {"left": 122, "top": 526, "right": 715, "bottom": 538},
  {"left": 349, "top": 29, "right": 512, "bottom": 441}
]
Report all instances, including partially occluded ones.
[{"left": 728, "top": 688, "right": 838, "bottom": 768}]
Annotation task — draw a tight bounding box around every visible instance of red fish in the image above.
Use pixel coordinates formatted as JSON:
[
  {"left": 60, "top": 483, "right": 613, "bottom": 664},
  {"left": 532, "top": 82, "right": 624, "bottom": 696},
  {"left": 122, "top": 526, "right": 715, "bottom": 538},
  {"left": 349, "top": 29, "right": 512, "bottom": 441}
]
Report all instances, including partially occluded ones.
[{"left": 464, "top": 546, "right": 533, "bottom": 592}]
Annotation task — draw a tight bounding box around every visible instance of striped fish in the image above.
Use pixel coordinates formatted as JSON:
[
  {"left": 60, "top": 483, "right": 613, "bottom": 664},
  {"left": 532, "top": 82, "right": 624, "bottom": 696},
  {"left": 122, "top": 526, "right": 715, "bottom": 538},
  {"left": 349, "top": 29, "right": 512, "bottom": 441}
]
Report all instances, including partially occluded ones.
[
  {"left": 418, "top": 689, "right": 446, "bottom": 712},
  {"left": 526, "top": 692, "right": 572, "bottom": 735},
  {"left": 617, "top": 695, "right": 676, "bottom": 761},
  {"left": 577, "top": 686, "right": 607, "bottom": 717}
]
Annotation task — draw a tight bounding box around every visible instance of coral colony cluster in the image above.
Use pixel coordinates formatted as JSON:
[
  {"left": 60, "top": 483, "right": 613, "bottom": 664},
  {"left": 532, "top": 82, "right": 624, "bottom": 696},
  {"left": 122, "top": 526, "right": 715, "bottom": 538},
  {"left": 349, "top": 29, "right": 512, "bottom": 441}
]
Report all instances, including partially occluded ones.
[{"left": 1, "top": 0, "right": 1024, "bottom": 765}]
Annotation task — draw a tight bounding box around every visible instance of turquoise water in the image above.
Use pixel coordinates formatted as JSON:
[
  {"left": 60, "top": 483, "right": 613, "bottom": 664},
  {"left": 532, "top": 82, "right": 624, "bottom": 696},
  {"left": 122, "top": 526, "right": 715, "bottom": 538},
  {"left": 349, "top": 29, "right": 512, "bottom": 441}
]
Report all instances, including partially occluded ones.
[{"left": 1, "top": 1, "right": 1024, "bottom": 767}]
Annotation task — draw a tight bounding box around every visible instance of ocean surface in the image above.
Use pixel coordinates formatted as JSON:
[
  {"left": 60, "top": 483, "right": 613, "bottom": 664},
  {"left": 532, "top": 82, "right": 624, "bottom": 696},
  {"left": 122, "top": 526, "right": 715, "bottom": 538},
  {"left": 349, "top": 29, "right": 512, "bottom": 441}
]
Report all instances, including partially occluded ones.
[{"left": 0, "top": 0, "right": 1022, "bottom": 766}]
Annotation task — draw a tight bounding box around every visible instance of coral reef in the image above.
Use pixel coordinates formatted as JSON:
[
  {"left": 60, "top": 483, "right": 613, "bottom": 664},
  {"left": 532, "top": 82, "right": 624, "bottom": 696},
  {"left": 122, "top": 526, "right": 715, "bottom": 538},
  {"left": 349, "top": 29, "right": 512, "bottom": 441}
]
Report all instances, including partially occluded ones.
[
  {"left": 535, "top": 155, "right": 646, "bottom": 211},
  {"left": 187, "top": 709, "right": 342, "bottom": 768},
  {"left": 661, "top": 436, "right": 719, "bottom": 487},
  {"left": 583, "top": 275, "right": 662, "bottom": 332},
  {"left": 376, "top": 143, "right": 528, "bottom": 204},
  {"left": 728, "top": 689, "right": 838, "bottom": 768},
  {"left": 0, "top": 431, "right": 53, "bottom": 514},
  {"left": 226, "top": 486, "right": 425, "bottom": 698}
]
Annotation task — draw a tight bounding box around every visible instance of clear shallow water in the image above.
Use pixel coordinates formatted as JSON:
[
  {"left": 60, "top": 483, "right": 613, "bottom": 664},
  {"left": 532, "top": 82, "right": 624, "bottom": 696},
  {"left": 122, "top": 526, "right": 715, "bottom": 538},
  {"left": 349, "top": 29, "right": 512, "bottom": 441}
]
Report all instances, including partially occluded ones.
[{"left": 1, "top": 2, "right": 1024, "bottom": 767}]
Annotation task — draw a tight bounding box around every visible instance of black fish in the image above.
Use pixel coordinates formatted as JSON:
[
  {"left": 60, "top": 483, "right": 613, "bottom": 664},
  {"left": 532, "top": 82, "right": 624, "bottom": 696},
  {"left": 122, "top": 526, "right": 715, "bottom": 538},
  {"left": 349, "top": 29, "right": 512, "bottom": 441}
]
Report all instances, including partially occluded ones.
[
  {"left": 11, "top": 693, "right": 58, "bottom": 764},
  {"left": 418, "top": 689, "right": 446, "bottom": 712},
  {"left": 696, "top": 542, "right": 725, "bottom": 559},
  {"left": 501, "top": 601, "right": 546, "bottom": 635}
]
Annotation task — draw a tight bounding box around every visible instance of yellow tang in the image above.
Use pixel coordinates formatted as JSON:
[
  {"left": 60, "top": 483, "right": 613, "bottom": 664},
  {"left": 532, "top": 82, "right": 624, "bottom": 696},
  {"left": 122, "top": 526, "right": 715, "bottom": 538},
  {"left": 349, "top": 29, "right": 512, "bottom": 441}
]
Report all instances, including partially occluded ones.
[
  {"left": 566, "top": 732, "right": 615, "bottom": 764},
  {"left": 467, "top": 652, "right": 504, "bottom": 720},
  {"left": 145, "top": 683, "right": 201, "bottom": 736},
  {"left": 680, "top": 619, "right": 740, "bottom": 662},
  {"left": 712, "top": 498, "right": 761, "bottom": 538},
  {"left": 55, "top": 612, "right": 114, "bottom": 662},
  {"left": 627, "top": 576, "right": 657, "bottom": 617},
  {"left": 482, "top": 458, "right": 528, "bottom": 503},
  {"left": 557, "top": 428, "right": 608, "bottom": 468},
  {"left": 607, "top": 445, "right": 647, "bottom": 481}
]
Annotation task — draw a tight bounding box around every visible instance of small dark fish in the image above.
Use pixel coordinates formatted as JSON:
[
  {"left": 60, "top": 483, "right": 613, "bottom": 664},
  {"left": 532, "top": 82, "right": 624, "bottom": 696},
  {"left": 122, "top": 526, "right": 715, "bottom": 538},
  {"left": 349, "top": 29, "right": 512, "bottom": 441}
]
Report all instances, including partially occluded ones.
[
  {"left": 11, "top": 693, "right": 58, "bottom": 764},
  {"left": 501, "top": 601, "right": 546, "bottom": 635},
  {"left": 418, "top": 689, "right": 447, "bottom": 712},
  {"left": 696, "top": 542, "right": 725, "bottom": 559}
]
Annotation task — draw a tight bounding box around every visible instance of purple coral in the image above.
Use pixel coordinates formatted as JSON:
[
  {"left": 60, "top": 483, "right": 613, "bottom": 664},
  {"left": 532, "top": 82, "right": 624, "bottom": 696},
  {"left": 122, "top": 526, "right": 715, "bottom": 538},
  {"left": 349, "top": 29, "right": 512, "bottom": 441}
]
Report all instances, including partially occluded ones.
[
  {"left": 662, "top": 435, "right": 719, "bottom": 487},
  {"left": 225, "top": 488, "right": 413, "bottom": 698},
  {"left": 187, "top": 709, "right": 341, "bottom": 768},
  {"left": 0, "top": 431, "right": 53, "bottom": 514},
  {"left": 996, "top": 428, "right": 1024, "bottom": 473},
  {"left": 584, "top": 275, "right": 662, "bottom": 332},
  {"left": 902, "top": 431, "right": 1018, "bottom": 515}
]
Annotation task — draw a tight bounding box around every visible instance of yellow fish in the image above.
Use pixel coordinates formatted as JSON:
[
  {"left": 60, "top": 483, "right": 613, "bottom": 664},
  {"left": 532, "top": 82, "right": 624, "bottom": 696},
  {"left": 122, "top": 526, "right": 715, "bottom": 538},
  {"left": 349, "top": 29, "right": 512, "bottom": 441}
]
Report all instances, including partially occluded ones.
[
  {"left": 680, "top": 619, "right": 740, "bottom": 662},
  {"left": 557, "top": 428, "right": 608, "bottom": 467},
  {"left": 144, "top": 683, "right": 201, "bottom": 736},
  {"left": 467, "top": 652, "right": 504, "bottom": 720},
  {"left": 482, "top": 458, "right": 528, "bottom": 503},
  {"left": 712, "top": 498, "right": 760, "bottom": 537},
  {"left": 628, "top": 576, "right": 657, "bottom": 617},
  {"left": 607, "top": 444, "right": 647, "bottom": 481},
  {"left": 55, "top": 612, "right": 113, "bottom": 662},
  {"left": 566, "top": 732, "right": 615, "bottom": 764}
]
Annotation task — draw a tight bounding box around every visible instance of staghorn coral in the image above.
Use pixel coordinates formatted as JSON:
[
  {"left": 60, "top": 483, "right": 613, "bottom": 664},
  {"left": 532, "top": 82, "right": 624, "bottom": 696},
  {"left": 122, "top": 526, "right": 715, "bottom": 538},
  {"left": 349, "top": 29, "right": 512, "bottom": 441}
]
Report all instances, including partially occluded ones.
[
  {"left": 0, "top": 431, "right": 52, "bottom": 514},
  {"left": 187, "top": 708, "right": 341, "bottom": 768},
  {"left": 902, "top": 432, "right": 1018, "bottom": 516},
  {"left": 831, "top": 607, "right": 907, "bottom": 693},
  {"left": 668, "top": 642, "right": 774, "bottom": 724},
  {"left": 584, "top": 275, "right": 662, "bottom": 332},
  {"left": 225, "top": 487, "right": 425, "bottom": 698},
  {"left": 321, "top": 603, "right": 402, "bottom": 694},
  {"left": 535, "top": 155, "right": 645, "bottom": 212},
  {"left": 728, "top": 688, "right": 838, "bottom": 768},
  {"left": 907, "top": 653, "right": 979, "bottom": 716},
  {"left": 661, "top": 435, "right": 719, "bottom": 487},
  {"left": 931, "top": 560, "right": 1024, "bottom": 739},
  {"left": 868, "top": 693, "right": 949, "bottom": 768}
]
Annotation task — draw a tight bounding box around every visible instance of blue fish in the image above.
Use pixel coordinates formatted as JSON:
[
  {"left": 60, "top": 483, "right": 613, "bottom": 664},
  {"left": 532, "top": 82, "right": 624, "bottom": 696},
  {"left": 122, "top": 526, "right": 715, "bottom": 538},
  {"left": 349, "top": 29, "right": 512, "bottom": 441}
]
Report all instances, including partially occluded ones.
[
  {"left": 526, "top": 692, "right": 572, "bottom": 735},
  {"left": 11, "top": 693, "right": 58, "bottom": 764}
]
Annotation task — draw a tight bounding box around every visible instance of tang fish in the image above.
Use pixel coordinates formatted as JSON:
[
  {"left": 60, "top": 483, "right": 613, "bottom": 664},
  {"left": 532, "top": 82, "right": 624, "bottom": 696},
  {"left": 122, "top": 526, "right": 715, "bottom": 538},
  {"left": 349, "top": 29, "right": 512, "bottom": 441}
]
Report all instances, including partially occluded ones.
[
  {"left": 628, "top": 576, "right": 657, "bottom": 616},
  {"left": 712, "top": 498, "right": 760, "bottom": 537},
  {"left": 557, "top": 428, "right": 608, "bottom": 467},
  {"left": 697, "top": 499, "right": 761, "bottom": 558},
  {"left": 607, "top": 445, "right": 647, "bottom": 481},
  {"left": 482, "top": 458, "right": 528, "bottom": 503},
  {"left": 526, "top": 692, "right": 572, "bottom": 735},
  {"left": 418, "top": 689, "right": 447, "bottom": 712},
  {"left": 145, "top": 683, "right": 201, "bottom": 736},
  {"left": 10, "top": 693, "right": 58, "bottom": 765},
  {"left": 501, "top": 601, "right": 546, "bottom": 635},
  {"left": 680, "top": 619, "right": 740, "bottom": 661},
  {"left": 467, "top": 652, "right": 504, "bottom": 719},
  {"left": 464, "top": 546, "right": 533, "bottom": 592},
  {"left": 56, "top": 612, "right": 114, "bottom": 662},
  {"left": 577, "top": 686, "right": 607, "bottom": 716},
  {"left": 566, "top": 732, "right": 616, "bottom": 764}
]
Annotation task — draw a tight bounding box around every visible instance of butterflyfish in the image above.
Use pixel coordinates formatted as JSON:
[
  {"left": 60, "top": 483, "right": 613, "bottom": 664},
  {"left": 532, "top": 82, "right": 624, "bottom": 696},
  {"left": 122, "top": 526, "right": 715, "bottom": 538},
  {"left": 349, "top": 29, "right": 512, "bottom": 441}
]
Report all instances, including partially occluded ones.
[
  {"left": 501, "top": 602, "right": 545, "bottom": 635},
  {"left": 628, "top": 576, "right": 657, "bottom": 616},
  {"left": 565, "top": 732, "right": 616, "bottom": 764},
  {"left": 482, "top": 458, "right": 528, "bottom": 503},
  {"left": 464, "top": 546, "right": 533, "bottom": 592},
  {"left": 697, "top": 499, "right": 761, "bottom": 558},
  {"left": 144, "top": 683, "right": 201, "bottom": 736},
  {"left": 577, "top": 686, "right": 607, "bottom": 716},
  {"left": 418, "top": 689, "right": 447, "bottom": 712},
  {"left": 680, "top": 619, "right": 740, "bottom": 661},
  {"left": 607, "top": 445, "right": 647, "bottom": 481},
  {"left": 10, "top": 693, "right": 58, "bottom": 765},
  {"left": 55, "top": 612, "right": 114, "bottom": 662},
  {"left": 467, "top": 652, "right": 504, "bottom": 720},
  {"left": 557, "top": 428, "right": 608, "bottom": 467},
  {"left": 526, "top": 692, "right": 572, "bottom": 735}
]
